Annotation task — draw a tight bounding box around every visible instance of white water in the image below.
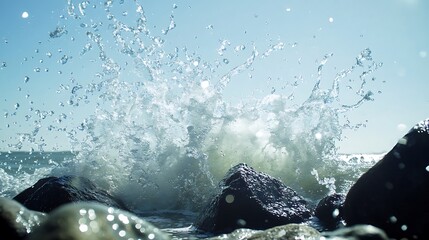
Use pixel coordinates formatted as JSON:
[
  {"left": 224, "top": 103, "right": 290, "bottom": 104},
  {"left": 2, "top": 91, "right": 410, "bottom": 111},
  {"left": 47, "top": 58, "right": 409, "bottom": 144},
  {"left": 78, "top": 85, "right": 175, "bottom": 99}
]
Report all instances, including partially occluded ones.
[{"left": 1, "top": 1, "right": 384, "bottom": 212}]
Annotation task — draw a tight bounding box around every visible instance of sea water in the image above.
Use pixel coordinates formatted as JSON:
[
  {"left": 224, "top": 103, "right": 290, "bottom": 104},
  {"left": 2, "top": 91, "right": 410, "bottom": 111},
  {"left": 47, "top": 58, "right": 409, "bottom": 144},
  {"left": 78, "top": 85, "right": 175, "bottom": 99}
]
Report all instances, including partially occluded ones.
[
  {"left": 1, "top": 1, "right": 385, "bottom": 238},
  {"left": 0, "top": 151, "right": 383, "bottom": 238}
]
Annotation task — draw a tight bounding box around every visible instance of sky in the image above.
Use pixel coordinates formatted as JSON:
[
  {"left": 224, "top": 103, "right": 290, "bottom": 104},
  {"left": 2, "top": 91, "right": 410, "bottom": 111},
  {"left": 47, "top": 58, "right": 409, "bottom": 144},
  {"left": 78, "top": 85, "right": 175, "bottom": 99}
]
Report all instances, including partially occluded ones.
[{"left": 0, "top": 0, "right": 428, "bottom": 154}]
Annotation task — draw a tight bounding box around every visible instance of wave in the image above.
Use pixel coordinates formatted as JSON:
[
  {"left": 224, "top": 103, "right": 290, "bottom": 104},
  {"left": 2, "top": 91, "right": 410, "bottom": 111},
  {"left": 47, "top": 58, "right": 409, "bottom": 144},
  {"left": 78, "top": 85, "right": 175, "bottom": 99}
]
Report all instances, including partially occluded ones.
[{"left": 1, "top": 1, "right": 383, "bottom": 212}]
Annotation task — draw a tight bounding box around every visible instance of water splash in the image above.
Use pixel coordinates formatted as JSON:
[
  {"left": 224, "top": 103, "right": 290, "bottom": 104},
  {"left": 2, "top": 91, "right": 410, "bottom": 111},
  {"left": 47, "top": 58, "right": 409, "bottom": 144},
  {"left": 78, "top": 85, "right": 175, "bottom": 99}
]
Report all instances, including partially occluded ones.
[{"left": 1, "top": 1, "right": 383, "bottom": 211}]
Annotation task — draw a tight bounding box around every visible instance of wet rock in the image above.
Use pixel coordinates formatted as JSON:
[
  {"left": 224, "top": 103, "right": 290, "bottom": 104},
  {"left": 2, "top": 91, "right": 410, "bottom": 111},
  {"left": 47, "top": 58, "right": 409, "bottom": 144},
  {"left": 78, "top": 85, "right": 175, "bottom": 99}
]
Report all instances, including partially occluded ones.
[
  {"left": 343, "top": 119, "right": 429, "bottom": 239},
  {"left": 194, "top": 163, "right": 312, "bottom": 233},
  {"left": 207, "top": 224, "right": 321, "bottom": 240},
  {"left": 314, "top": 193, "right": 345, "bottom": 230},
  {"left": 207, "top": 228, "right": 260, "bottom": 240},
  {"left": 322, "top": 224, "right": 389, "bottom": 240},
  {"left": 27, "top": 202, "right": 171, "bottom": 240},
  {"left": 248, "top": 224, "right": 321, "bottom": 239},
  {"left": 0, "top": 197, "right": 46, "bottom": 240},
  {"left": 13, "top": 175, "right": 128, "bottom": 213}
]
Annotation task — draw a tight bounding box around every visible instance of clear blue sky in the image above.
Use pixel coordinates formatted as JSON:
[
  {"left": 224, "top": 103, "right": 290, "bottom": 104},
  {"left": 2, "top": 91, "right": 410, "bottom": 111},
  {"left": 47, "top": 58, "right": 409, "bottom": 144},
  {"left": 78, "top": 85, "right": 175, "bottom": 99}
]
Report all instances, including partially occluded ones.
[{"left": 0, "top": 0, "right": 428, "bottom": 153}]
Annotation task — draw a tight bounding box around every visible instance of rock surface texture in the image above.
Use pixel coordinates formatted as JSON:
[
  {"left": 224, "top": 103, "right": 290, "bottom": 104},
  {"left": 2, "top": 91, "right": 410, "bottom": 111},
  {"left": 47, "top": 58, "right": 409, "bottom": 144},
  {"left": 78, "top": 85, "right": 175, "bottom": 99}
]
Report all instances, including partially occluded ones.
[
  {"left": 13, "top": 175, "right": 128, "bottom": 213},
  {"left": 343, "top": 119, "right": 429, "bottom": 239},
  {"left": 27, "top": 202, "right": 171, "bottom": 240},
  {"left": 0, "top": 197, "right": 46, "bottom": 240},
  {"left": 194, "top": 163, "right": 312, "bottom": 233},
  {"left": 315, "top": 193, "right": 345, "bottom": 230}
]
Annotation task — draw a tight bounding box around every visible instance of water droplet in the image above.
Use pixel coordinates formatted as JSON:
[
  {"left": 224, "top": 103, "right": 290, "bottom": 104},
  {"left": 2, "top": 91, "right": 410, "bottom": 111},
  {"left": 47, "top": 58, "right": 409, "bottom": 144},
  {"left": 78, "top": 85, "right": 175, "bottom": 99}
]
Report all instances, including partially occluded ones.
[
  {"left": 328, "top": 17, "right": 334, "bottom": 23},
  {"left": 356, "top": 48, "right": 372, "bottom": 66},
  {"left": 218, "top": 40, "right": 230, "bottom": 55},
  {"left": 50, "top": 26, "right": 68, "bottom": 38},
  {"left": 79, "top": 224, "right": 88, "bottom": 232},
  {"left": 59, "top": 55, "right": 70, "bottom": 64},
  {"left": 223, "top": 58, "right": 229, "bottom": 64},
  {"left": 34, "top": 67, "right": 41, "bottom": 72},
  {"left": 14, "top": 103, "right": 20, "bottom": 110},
  {"left": 22, "top": 11, "right": 29, "bottom": 19},
  {"left": 332, "top": 209, "right": 340, "bottom": 218},
  {"left": 1, "top": 62, "right": 6, "bottom": 68},
  {"left": 225, "top": 194, "right": 235, "bottom": 203},
  {"left": 237, "top": 219, "right": 247, "bottom": 227},
  {"left": 234, "top": 45, "right": 246, "bottom": 52},
  {"left": 286, "top": 8, "right": 291, "bottom": 12}
]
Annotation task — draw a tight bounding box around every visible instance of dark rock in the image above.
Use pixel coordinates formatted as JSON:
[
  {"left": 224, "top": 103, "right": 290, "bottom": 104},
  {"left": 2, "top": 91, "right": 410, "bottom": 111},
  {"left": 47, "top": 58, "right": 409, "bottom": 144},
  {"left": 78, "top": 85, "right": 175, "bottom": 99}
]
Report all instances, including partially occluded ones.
[
  {"left": 13, "top": 175, "right": 128, "bottom": 213},
  {"left": 322, "top": 224, "right": 389, "bottom": 240},
  {"left": 343, "top": 119, "right": 429, "bottom": 239},
  {"left": 27, "top": 202, "right": 171, "bottom": 240},
  {"left": 0, "top": 197, "right": 46, "bottom": 240},
  {"left": 194, "top": 163, "right": 312, "bottom": 233},
  {"left": 315, "top": 193, "right": 345, "bottom": 230}
]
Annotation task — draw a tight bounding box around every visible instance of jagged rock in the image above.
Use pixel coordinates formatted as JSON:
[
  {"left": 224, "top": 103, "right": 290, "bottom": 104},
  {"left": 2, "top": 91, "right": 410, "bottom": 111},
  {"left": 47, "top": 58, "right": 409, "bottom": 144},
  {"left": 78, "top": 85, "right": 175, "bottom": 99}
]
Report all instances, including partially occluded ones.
[
  {"left": 343, "top": 119, "right": 429, "bottom": 239},
  {"left": 27, "top": 202, "right": 171, "bottom": 240},
  {"left": 322, "top": 224, "right": 389, "bottom": 240},
  {"left": 0, "top": 197, "right": 46, "bottom": 240},
  {"left": 194, "top": 163, "right": 312, "bottom": 233},
  {"left": 315, "top": 193, "right": 345, "bottom": 230},
  {"left": 13, "top": 175, "right": 128, "bottom": 213},
  {"left": 207, "top": 224, "right": 320, "bottom": 240}
]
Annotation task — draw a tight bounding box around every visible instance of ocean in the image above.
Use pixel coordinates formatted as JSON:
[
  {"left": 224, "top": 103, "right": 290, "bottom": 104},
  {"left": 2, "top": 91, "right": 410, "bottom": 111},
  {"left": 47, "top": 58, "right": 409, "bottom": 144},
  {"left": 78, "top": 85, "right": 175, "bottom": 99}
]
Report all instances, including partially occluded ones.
[
  {"left": 0, "top": 1, "right": 390, "bottom": 239},
  {"left": 0, "top": 151, "right": 384, "bottom": 238}
]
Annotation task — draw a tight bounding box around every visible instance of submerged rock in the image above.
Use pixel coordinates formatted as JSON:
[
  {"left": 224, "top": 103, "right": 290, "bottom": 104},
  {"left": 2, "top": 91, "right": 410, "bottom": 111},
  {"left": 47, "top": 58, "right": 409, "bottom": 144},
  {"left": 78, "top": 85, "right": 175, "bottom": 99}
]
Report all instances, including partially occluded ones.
[
  {"left": 13, "top": 175, "right": 128, "bottom": 213},
  {"left": 194, "top": 163, "right": 312, "bottom": 233},
  {"left": 314, "top": 193, "right": 345, "bottom": 230},
  {"left": 343, "top": 119, "right": 429, "bottom": 239},
  {"left": 27, "top": 202, "right": 171, "bottom": 240},
  {"left": 0, "top": 197, "right": 46, "bottom": 240},
  {"left": 322, "top": 224, "right": 389, "bottom": 240},
  {"left": 207, "top": 224, "right": 321, "bottom": 240}
]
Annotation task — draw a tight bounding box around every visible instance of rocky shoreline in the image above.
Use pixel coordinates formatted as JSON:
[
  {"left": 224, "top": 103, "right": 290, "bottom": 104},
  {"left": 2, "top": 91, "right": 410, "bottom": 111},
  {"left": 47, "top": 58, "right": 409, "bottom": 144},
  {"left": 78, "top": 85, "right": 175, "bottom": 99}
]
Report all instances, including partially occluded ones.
[
  {"left": 1, "top": 118, "right": 428, "bottom": 239},
  {"left": 0, "top": 197, "right": 389, "bottom": 240}
]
